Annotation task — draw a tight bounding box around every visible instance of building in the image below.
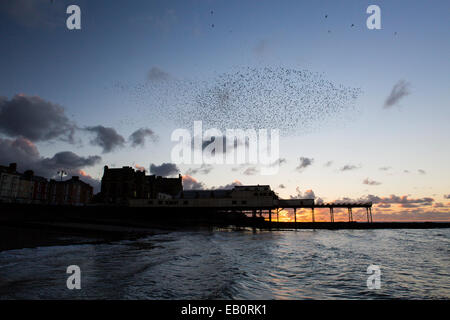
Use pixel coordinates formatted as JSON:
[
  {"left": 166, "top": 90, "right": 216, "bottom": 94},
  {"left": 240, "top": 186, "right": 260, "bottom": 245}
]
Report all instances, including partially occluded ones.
[
  {"left": 0, "top": 163, "right": 20, "bottom": 202},
  {"left": 100, "top": 165, "right": 183, "bottom": 203},
  {"left": 16, "top": 170, "right": 35, "bottom": 203},
  {"left": 48, "top": 176, "right": 93, "bottom": 205}
]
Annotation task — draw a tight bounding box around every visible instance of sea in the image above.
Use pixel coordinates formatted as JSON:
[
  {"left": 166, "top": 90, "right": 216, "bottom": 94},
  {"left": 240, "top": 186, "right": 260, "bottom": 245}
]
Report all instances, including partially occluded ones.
[{"left": 0, "top": 228, "right": 449, "bottom": 299}]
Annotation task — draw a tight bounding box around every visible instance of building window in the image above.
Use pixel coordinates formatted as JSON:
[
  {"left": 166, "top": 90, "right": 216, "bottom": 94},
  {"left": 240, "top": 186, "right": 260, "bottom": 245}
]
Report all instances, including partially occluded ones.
[{"left": 232, "top": 200, "right": 237, "bottom": 205}]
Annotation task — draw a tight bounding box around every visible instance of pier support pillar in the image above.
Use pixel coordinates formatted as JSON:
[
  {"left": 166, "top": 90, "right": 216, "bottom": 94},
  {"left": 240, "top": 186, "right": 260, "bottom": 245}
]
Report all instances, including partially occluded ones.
[
  {"left": 311, "top": 207, "right": 315, "bottom": 223},
  {"left": 330, "top": 207, "right": 334, "bottom": 222},
  {"left": 369, "top": 207, "right": 373, "bottom": 223},
  {"left": 294, "top": 208, "right": 297, "bottom": 224},
  {"left": 277, "top": 208, "right": 279, "bottom": 223},
  {"left": 269, "top": 209, "right": 272, "bottom": 222},
  {"left": 348, "top": 208, "right": 353, "bottom": 222},
  {"left": 252, "top": 210, "right": 256, "bottom": 218},
  {"left": 259, "top": 209, "right": 262, "bottom": 217},
  {"left": 366, "top": 207, "right": 370, "bottom": 223}
]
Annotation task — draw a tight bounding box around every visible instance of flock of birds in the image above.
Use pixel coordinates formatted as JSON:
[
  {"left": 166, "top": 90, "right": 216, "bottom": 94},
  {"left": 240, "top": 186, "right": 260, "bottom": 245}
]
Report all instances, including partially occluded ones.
[{"left": 128, "top": 66, "right": 362, "bottom": 136}]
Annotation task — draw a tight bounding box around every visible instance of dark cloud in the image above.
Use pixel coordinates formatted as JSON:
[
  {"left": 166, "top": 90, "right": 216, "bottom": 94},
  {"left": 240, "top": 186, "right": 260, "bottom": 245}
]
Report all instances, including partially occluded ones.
[
  {"left": 0, "top": 137, "right": 101, "bottom": 180},
  {"left": 290, "top": 187, "right": 316, "bottom": 199},
  {"left": 243, "top": 166, "right": 258, "bottom": 175},
  {"left": 85, "top": 125, "right": 125, "bottom": 153},
  {"left": 39, "top": 152, "right": 101, "bottom": 173},
  {"left": 129, "top": 128, "right": 157, "bottom": 147},
  {"left": 324, "top": 161, "right": 333, "bottom": 167},
  {"left": 269, "top": 158, "right": 287, "bottom": 167},
  {"left": 363, "top": 178, "right": 382, "bottom": 186},
  {"left": 340, "top": 164, "right": 360, "bottom": 171},
  {"left": 418, "top": 169, "right": 426, "bottom": 175},
  {"left": 182, "top": 175, "right": 206, "bottom": 190},
  {"left": 379, "top": 166, "right": 391, "bottom": 171},
  {"left": 150, "top": 162, "right": 179, "bottom": 176},
  {"left": 296, "top": 157, "right": 314, "bottom": 172},
  {"left": 186, "top": 164, "right": 213, "bottom": 175},
  {"left": 364, "top": 194, "right": 434, "bottom": 206},
  {"left": 214, "top": 180, "right": 243, "bottom": 190},
  {"left": 0, "top": 94, "right": 76, "bottom": 143},
  {"left": 278, "top": 184, "right": 286, "bottom": 189},
  {"left": 148, "top": 67, "right": 170, "bottom": 81},
  {"left": 196, "top": 135, "right": 250, "bottom": 154},
  {"left": 384, "top": 80, "right": 411, "bottom": 108}
]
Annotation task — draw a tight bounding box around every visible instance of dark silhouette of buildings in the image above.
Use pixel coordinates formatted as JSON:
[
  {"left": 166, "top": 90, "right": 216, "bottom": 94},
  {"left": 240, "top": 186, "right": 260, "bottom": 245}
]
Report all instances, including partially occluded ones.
[
  {"left": 0, "top": 162, "right": 92, "bottom": 205},
  {"left": 100, "top": 165, "right": 182, "bottom": 203},
  {"left": 48, "top": 176, "right": 93, "bottom": 206}
]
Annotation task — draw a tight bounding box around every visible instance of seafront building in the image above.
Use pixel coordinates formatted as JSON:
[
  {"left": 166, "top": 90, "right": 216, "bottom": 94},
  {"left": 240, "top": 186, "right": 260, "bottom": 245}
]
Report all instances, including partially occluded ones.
[{"left": 0, "top": 163, "right": 92, "bottom": 205}]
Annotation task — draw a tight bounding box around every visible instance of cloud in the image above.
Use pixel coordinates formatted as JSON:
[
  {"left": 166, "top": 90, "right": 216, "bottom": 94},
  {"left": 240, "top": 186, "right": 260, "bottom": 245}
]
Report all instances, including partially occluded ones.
[
  {"left": 72, "top": 169, "right": 101, "bottom": 193},
  {"left": 364, "top": 194, "right": 434, "bottom": 206},
  {"left": 182, "top": 175, "right": 206, "bottom": 190},
  {"left": 214, "top": 180, "right": 243, "bottom": 190},
  {"left": 134, "top": 164, "right": 146, "bottom": 172},
  {"left": 0, "top": 94, "right": 76, "bottom": 143},
  {"left": 129, "top": 128, "right": 157, "bottom": 147},
  {"left": 85, "top": 125, "right": 125, "bottom": 153},
  {"left": 404, "top": 170, "right": 410, "bottom": 173},
  {"left": 340, "top": 164, "right": 360, "bottom": 171},
  {"left": 148, "top": 67, "right": 171, "bottom": 81},
  {"left": 324, "top": 161, "right": 333, "bottom": 167},
  {"left": 296, "top": 157, "right": 314, "bottom": 172},
  {"left": 374, "top": 208, "right": 450, "bottom": 222},
  {"left": 197, "top": 135, "right": 250, "bottom": 154},
  {"left": 0, "top": 137, "right": 101, "bottom": 179},
  {"left": 379, "top": 166, "right": 391, "bottom": 171},
  {"left": 363, "top": 178, "right": 382, "bottom": 186},
  {"left": 150, "top": 162, "right": 179, "bottom": 176},
  {"left": 278, "top": 184, "right": 286, "bottom": 189},
  {"left": 384, "top": 80, "right": 411, "bottom": 108},
  {"left": 418, "top": 169, "right": 426, "bottom": 175},
  {"left": 39, "top": 152, "right": 101, "bottom": 173},
  {"left": 243, "top": 166, "right": 258, "bottom": 175},
  {"left": 290, "top": 187, "right": 316, "bottom": 199},
  {"left": 270, "top": 158, "right": 287, "bottom": 167},
  {"left": 186, "top": 164, "right": 213, "bottom": 175}
]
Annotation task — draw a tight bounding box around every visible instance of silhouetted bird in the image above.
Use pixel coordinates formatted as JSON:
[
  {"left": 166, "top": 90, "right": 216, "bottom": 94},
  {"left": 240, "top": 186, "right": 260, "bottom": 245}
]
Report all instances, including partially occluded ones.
[
  {"left": 351, "top": 24, "right": 354, "bottom": 27},
  {"left": 211, "top": 24, "right": 214, "bottom": 28},
  {"left": 325, "top": 15, "right": 328, "bottom": 18},
  {"left": 211, "top": 10, "right": 214, "bottom": 15}
]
